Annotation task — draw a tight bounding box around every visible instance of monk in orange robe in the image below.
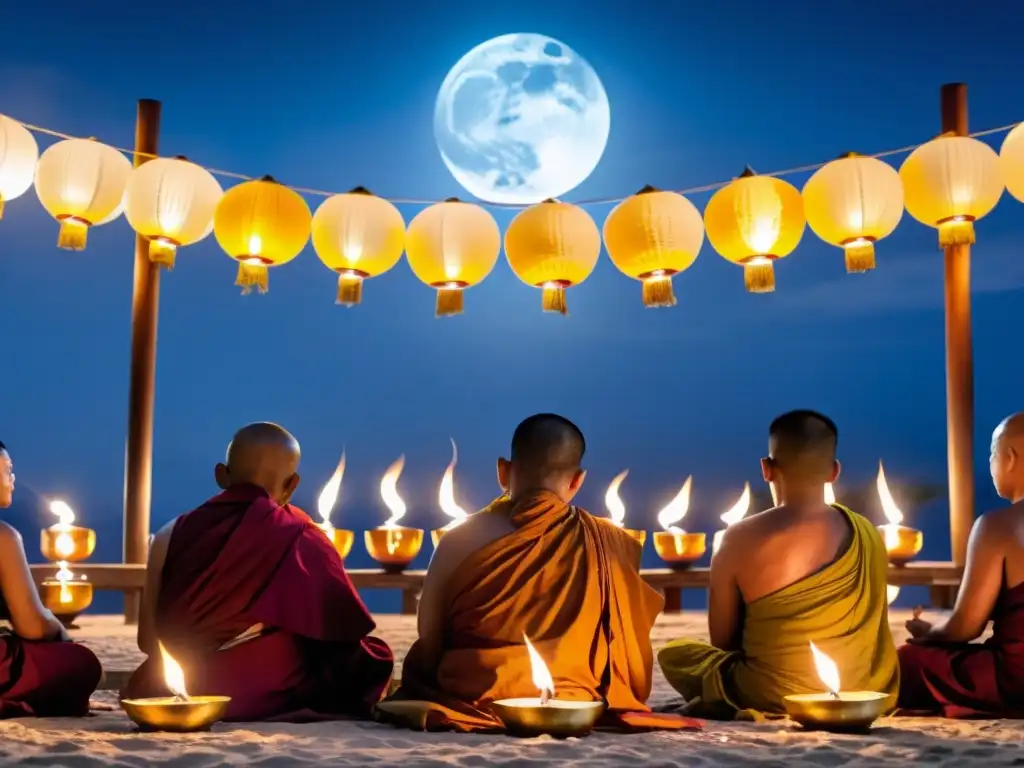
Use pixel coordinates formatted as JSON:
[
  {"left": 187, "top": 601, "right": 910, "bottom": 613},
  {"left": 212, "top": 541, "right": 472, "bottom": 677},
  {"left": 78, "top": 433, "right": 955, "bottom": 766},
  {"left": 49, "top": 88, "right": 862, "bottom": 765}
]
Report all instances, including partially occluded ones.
[
  {"left": 376, "top": 414, "right": 700, "bottom": 733},
  {"left": 122, "top": 423, "right": 393, "bottom": 721},
  {"left": 900, "top": 413, "right": 1024, "bottom": 717},
  {"left": 0, "top": 440, "right": 102, "bottom": 718}
]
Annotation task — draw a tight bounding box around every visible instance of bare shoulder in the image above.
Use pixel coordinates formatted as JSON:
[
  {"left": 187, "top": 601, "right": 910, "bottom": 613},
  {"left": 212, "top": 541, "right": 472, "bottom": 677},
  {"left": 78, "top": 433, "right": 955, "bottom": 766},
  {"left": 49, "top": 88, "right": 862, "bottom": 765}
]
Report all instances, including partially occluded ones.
[
  {"left": 0, "top": 520, "right": 22, "bottom": 547},
  {"left": 973, "top": 506, "right": 1018, "bottom": 540}
]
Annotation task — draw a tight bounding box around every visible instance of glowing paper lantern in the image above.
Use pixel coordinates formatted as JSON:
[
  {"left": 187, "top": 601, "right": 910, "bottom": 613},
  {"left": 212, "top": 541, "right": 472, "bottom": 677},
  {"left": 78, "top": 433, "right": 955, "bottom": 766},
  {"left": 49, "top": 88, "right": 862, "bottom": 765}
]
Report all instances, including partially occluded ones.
[
  {"left": 602, "top": 185, "right": 704, "bottom": 307},
  {"left": 123, "top": 156, "right": 223, "bottom": 269},
  {"left": 504, "top": 199, "right": 601, "bottom": 314},
  {"left": 704, "top": 168, "right": 805, "bottom": 293},
  {"left": 802, "top": 153, "right": 904, "bottom": 273},
  {"left": 34, "top": 138, "right": 132, "bottom": 251},
  {"left": 311, "top": 187, "right": 406, "bottom": 306},
  {"left": 999, "top": 123, "right": 1024, "bottom": 204},
  {"left": 405, "top": 197, "right": 500, "bottom": 316},
  {"left": 0, "top": 115, "right": 39, "bottom": 220},
  {"left": 900, "top": 135, "right": 1003, "bottom": 247},
  {"left": 213, "top": 175, "right": 311, "bottom": 294}
]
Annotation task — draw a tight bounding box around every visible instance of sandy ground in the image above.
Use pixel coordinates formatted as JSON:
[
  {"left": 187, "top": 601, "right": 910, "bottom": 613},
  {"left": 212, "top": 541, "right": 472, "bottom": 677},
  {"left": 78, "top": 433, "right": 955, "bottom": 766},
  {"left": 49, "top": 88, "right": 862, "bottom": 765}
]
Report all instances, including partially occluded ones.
[{"left": 0, "top": 611, "right": 1021, "bottom": 766}]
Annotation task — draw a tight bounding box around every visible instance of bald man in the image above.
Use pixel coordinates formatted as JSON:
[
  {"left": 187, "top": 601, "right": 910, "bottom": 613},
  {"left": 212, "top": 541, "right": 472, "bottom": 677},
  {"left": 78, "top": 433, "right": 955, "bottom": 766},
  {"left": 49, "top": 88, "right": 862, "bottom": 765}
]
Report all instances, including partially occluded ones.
[
  {"left": 658, "top": 410, "right": 898, "bottom": 718},
  {"left": 123, "top": 423, "right": 393, "bottom": 721},
  {"left": 377, "top": 414, "right": 698, "bottom": 733},
  {"left": 899, "top": 413, "right": 1024, "bottom": 717}
]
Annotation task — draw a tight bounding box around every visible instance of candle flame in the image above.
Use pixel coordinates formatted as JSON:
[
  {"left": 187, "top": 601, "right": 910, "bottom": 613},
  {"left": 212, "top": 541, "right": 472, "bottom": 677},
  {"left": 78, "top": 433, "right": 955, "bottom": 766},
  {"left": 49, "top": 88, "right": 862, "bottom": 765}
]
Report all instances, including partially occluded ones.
[
  {"left": 523, "top": 633, "right": 554, "bottom": 704},
  {"left": 604, "top": 470, "right": 629, "bottom": 527},
  {"left": 380, "top": 455, "right": 407, "bottom": 528},
  {"left": 440, "top": 439, "right": 467, "bottom": 531},
  {"left": 159, "top": 641, "right": 191, "bottom": 702},
  {"left": 316, "top": 450, "right": 346, "bottom": 532},
  {"left": 877, "top": 460, "right": 904, "bottom": 549},
  {"left": 887, "top": 585, "right": 900, "bottom": 605},
  {"left": 824, "top": 482, "right": 836, "bottom": 505},
  {"left": 713, "top": 483, "right": 751, "bottom": 553},
  {"left": 657, "top": 476, "right": 693, "bottom": 533},
  {"left": 49, "top": 500, "right": 75, "bottom": 527},
  {"left": 809, "top": 641, "right": 840, "bottom": 697},
  {"left": 248, "top": 233, "right": 262, "bottom": 256},
  {"left": 56, "top": 561, "right": 73, "bottom": 604}
]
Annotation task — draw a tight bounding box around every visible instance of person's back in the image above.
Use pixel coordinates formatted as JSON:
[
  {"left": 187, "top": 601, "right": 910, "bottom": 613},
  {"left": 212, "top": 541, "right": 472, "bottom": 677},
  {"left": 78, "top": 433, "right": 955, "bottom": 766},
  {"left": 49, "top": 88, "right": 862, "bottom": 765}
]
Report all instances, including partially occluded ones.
[
  {"left": 122, "top": 423, "right": 393, "bottom": 721},
  {"left": 377, "top": 413, "right": 697, "bottom": 733},
  {"left": 658, "top": 410, "right": 898, "bottom": 718},
  {"left": 0, "top": 440, "right": 102, "bottom": 718},
  {"left": 899, "top": 413, "right": 1024, "bottom": 716}
]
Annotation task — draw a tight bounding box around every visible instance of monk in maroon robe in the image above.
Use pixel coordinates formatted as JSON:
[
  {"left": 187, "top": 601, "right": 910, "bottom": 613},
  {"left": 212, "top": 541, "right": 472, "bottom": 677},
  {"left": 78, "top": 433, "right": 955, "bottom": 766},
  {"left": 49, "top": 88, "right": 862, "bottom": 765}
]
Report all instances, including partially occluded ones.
[
  {"left": 899, "top": 413, "right": 1024, "bottom": 717},
  {"left": 122, "top": 423, "right": 393, "bottom": 722},
  {"left": 0, "top": 440, "right": 102, "bottom": 718}
]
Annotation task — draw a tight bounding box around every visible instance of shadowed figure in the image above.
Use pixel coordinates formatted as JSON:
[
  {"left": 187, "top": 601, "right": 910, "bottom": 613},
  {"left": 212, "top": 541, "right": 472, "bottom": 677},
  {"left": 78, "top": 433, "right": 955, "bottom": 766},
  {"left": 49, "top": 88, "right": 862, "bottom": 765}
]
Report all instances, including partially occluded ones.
[
  {"left": 377, "top": 413, "right": 700, "bottom": 733},
  {"left": 658, "top": 410, "right": 898, "bottom": 719},
  {"left": 122, "top": 422, "right": 393, "bottom": 722},
  {"left": 899, "top": 413, "right": 1024, "bottom": 717},
  {"left": 0, "top": 440, "right": 102, "bottom": 717}
]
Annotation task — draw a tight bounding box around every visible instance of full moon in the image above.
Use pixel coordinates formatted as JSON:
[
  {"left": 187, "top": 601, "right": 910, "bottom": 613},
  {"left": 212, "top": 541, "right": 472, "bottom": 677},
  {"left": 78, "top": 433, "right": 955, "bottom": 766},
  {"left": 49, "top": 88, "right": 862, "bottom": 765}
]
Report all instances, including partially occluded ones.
[{"left": 434, "top": 33, "right": 610, "bottom": 205}]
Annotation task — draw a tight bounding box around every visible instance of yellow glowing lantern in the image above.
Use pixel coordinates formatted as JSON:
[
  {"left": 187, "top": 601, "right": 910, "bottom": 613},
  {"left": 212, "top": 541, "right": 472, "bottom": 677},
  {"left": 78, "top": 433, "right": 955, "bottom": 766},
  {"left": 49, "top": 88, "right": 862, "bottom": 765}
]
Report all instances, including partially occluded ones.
[
  {"left": 504, "top": 199, "right": 601, "bottom": 314},
  {"left": 0, "top": 115, "right": 39, "bottom": 220},
  {"left": 999, "top": 123, "right": 1024, "bottom": 204},
  {"left": 311, "top": 187, "right": 406, "bottom": 307},
  {"left": 704, "top": 168, "right": 805, "bottom": 293},
  {"left": 34, "top": 138, "right": 132, "bottom": 251},
  {"left": 405, "top": 197, "right": 500, "bottom": 316},
  {"left": 123, "top": 156, "right": 223, "bottom": 269},
  {"left": 802, "top": 154, "right": 904, "bottom": 274},
  {"left": 213, "top": 175, "right": 311, "bottom": 294},
  {"left": 602, "top": 185, "right": 704, "bottom": 307},
  {"left": 900, "top": 134, "right": 1003, "bottom": 247}
]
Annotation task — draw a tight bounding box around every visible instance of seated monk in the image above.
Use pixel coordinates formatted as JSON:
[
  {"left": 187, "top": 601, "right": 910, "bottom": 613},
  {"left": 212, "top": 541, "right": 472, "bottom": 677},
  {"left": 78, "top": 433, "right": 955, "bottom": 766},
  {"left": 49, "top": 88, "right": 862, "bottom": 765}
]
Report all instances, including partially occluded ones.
[
  {"left": 0, "top": 440, "right": 102, "bottom": 717},
  {"left": 122, "top": 423, "right": 393, "bottom": 721},
  {"left": 377, "top": 413, "right": 699, "bottom": 733},
  {"left": 899, "top": 413, "right": 1024, "bottom": 717},
  {"left": 658, "top": 410, "right": 898, "bottom": 719}
]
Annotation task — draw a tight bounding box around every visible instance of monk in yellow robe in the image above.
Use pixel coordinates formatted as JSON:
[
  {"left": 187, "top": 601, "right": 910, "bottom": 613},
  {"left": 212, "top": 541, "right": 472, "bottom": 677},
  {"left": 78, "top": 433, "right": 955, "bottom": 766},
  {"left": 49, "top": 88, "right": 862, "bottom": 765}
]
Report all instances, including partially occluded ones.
[
  {"left": 658, "top": 410, "right": 898, "bottom": 719},
  {"left": 377, "top": 413, "right": 699, "bottom": 733}
]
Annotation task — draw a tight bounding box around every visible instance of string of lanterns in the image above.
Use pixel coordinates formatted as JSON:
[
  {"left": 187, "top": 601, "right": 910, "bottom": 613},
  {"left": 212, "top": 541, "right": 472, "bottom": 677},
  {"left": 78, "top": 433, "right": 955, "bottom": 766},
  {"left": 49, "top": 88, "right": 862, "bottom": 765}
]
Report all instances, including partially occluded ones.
[{"left": 0, "top": 113, "right": 1021, "bottom": 315}]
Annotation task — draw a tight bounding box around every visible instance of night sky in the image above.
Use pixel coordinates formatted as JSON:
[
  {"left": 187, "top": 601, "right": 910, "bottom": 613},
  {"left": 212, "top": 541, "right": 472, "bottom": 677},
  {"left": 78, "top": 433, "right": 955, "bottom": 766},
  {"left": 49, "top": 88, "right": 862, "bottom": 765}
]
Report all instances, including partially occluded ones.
[{"left": 1, "top": 0, "right": 1022, "bottom": 612}]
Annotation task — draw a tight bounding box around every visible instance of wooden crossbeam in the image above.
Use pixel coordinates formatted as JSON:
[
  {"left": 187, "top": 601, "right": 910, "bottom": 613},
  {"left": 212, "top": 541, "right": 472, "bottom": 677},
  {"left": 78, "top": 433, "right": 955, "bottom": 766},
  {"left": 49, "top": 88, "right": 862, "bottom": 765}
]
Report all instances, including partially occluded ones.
[{"left": 33, "top": 561, "right": 964, "bottom": 619}]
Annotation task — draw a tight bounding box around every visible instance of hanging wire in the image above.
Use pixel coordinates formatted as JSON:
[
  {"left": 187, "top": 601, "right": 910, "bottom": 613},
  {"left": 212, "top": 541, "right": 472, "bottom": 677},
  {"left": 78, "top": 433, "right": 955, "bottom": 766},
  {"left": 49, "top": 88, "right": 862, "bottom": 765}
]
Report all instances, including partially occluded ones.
[{"left": 10, "top": 115, "right": 1021, "bottom": 210}]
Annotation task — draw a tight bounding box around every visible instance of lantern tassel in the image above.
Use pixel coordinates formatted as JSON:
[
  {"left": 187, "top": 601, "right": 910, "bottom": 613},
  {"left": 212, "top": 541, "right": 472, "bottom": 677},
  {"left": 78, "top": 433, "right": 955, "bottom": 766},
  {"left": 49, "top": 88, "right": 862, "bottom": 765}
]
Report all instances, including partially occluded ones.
[
  {"left": 236, "top": 263, "right": 269, "bottom": 295},
  {"left": 743, "top": 262, "right": 775, "bottom": 293},
  {"left": 541, "top": 285, "right": 568, "bottom": 315},
  {"left": 844, "top": 242, "right": 876, "bottom": 274},
  {"left": 642, "top": 275, "right": 677, "bottom": 308},
  {"left": 57, "top": 219, "right": 88, "bottom": 251},
  {"left": 435, "top": 288, "right": 464, "bottom": 317},
  {"left": 939, "top": 219, "right": 976, "bottom": 247},
  {"left": 336, "top": 274, "right": 363, "bottom": 306},
  {"left": 148, "top": 239, "right": 177, "bottom": 270}
]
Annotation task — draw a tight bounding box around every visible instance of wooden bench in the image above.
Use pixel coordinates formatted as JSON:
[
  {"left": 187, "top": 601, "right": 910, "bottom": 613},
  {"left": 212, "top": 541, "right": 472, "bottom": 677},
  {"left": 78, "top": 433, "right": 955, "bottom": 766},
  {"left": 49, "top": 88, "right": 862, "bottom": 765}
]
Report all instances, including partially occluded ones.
[{"left": 33, "top": 561, "right": 964, "bottom": 621}]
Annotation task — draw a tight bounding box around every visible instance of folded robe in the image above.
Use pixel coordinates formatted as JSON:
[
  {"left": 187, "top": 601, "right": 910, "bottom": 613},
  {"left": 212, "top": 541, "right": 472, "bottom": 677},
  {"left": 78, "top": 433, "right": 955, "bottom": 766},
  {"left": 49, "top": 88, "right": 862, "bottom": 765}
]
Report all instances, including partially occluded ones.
[
  {"left": 0, "top": 607, "right": 102, "bottom": 719},
  {"left": 377, "top": 491, "right": 701, "bottom": 733},
  {"left": 658, "top": 504, "right": 898, "bottom": 720},
  {"left": 122, "top": 484, "right": 393, "bottom": 722},
  {"left": 898, "top": 580, "right": 1024, "bottom": 717}
]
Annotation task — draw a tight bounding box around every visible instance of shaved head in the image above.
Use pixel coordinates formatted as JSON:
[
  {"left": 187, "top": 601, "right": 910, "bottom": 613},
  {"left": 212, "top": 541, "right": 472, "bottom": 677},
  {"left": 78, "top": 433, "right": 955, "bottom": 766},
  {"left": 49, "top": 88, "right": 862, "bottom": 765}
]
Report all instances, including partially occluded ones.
[
  {"left": 767, "top": 410, "right": 838, "bottom": 482},
  {"left": 499, "top": 413, "right": 587, "bottom": 502},
  {"left": 991, "top": 413, "right": 1024, "bottom": 503},
  {"left": 994, "top": 413, "right": 1024, "bottom": 444},
  {"left": 216, "top": 422, "right": 302, "bottom": 503}
]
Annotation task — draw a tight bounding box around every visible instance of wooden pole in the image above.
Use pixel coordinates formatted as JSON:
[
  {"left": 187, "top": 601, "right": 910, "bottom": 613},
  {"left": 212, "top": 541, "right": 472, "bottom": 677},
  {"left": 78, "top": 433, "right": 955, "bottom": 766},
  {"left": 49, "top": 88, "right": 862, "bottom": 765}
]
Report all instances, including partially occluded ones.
[
  {"left": 122, "top": 99, "right": 162, "bottom": 624},
  {"left": 941, "top": 83, "right": 974, "bottom": 570}
]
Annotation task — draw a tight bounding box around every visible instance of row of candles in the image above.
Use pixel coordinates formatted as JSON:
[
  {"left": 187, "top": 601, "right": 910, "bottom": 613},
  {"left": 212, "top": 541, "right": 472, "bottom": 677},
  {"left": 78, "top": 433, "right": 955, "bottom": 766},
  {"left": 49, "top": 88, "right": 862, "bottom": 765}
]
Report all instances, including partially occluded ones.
[
  {"left": 30, "top": 446, "right": 902, "bottom": 732},
  {"left": 35, "top": 443, "right": 924, "bottom": 622},
  {"left": 121, "top": 609, "right": 879, "bottom": 734}
]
